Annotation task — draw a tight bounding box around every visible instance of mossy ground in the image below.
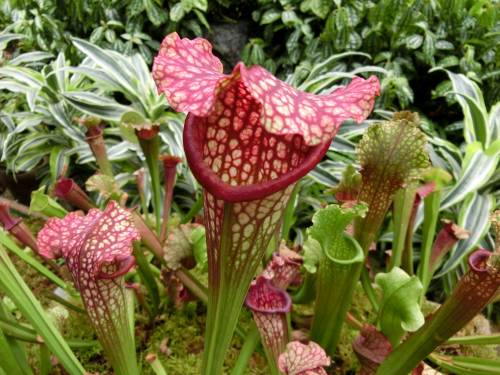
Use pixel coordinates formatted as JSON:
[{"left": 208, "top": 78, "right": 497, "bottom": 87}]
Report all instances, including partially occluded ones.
[{"left": 1, "top": 216, "right": 498, "bottom": 374}]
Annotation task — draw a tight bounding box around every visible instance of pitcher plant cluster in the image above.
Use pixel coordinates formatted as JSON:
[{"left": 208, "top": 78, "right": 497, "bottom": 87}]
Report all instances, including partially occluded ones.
[{"left": 0, "top": 32, "right": 499, "bottom": 375}]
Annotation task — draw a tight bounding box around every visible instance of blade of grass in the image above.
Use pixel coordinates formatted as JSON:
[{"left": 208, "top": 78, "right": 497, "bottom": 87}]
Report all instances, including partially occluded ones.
[
  {"left": 0, "top": 316, "right": 99, "bottom": 348},
  {"left": 0, "top": 323, "right": 27, "bottom": 375},
  {"left": 132, "top": 242, "right": 160, "bottom": 317},
  {"left": 40, "top": 344, "right": 52, "bottom": 375},
  {"left": 445, "top": 333, "right": 500, "bottom": 345},
  {"left": 0, "top": 301, "right": 33, "bottom": 375},
  {"left": 0, "top": 243, "right": 86, "bottom": 375}
]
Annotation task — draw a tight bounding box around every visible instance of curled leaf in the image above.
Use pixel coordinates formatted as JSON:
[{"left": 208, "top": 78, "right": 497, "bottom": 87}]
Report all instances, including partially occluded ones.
[
  {"left": 278, "top": 341, "right": 331, "bottom": 375},
  {"left": 164, "top": 224, "right": 205, "bottom": 270},
  {"left": 375, "top": 267, "right": 425, "bottom": 347},
  {"left": 263, "top": 251, "right": 302, "bottom": 290},
  {"left": 86, "top": 174, "right": 128, "bottom": 207},
  {"left": 353, "top": 325, "right": 392, "bottom": 375},
  {"left": 324, "top": 164, "right": 361, "bottom": 202},
  {"left": 302, "top": 237, "right": 323, "bottom": 274}
]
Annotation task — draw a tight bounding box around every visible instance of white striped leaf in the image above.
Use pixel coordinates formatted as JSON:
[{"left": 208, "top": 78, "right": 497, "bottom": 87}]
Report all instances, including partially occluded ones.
[
  {"left": 62, "top": 93, "right": 131, "bottom": 122},
  {"left": 0, "top": 111, "right": 15, "bottom": 132},
  {"left": 489, "top": 102, "right": 500, "bottom": 142},
  {"left": 14, "top": 115, "right": 47, "bottom": 133},
  {"left": 0, "top": 79, "right": 28, "bottom": 93},
  {"left": 50, "top": 146, "right": 70, "bottom": 182},
  {"left": 19, "top": 133, "right": 60, "bottom": 153},
  {"left": 8, "top": 52, "right": 54, "bottom": 66},
  {"left": 337, "top": 119, "right": 379, "bottom": 138},
  {"left": 426, "top": 144, "right": 451, "bottom": 175},
  {"left": 26, "top": 88, "right": 38, "bottom": 112},
  {"left": 0, "top": 67, "right": 43, "bottom": 88},
  {"left": 72, "top": 38, "right": 137, "bottom": 95},
  {"left": 440, "top": 140, "right": 500, "bottom": 210},
  {"left": 453, "top": 92, "right": 489, "bottom": 147},
  {"left": 14, "top": 149, "right": 50, "bottom": 172},
  {"left": 434, "top": 192, "right": 495, "bottom": 277},
  {"left": 437, "top": 70, "right": 486, "bottom": 145},
  {"left": 329, "top": 136, "right": 357, "bottom": 153},
  {"left": 48, "top": 102, "right": 85, "bottom": 142},
  {"left": 55, "top": 53, "right": 66, "bottom": 93}
]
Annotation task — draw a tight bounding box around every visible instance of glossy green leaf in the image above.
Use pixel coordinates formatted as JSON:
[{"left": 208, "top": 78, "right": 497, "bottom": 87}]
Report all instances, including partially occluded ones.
[
  {"left": 435, "top": 192, "right": 495, "bottom": 277},
  {"left": 261, "top": 9, "right": 282, "bottom": 25},
  {"left": 170, "top": 3, "right": 185, "bottom": 22},
  {"left": 375, "top": 267, "right": 424, "bottom": 348},
  {"left": 311, "top": 0, "right": 331, "bottom": 19}
]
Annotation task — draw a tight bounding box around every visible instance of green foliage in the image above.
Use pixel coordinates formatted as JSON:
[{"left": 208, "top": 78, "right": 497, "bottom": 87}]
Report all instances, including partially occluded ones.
[{"left": 246, "top": 0, "right": 500, "bottom": 111}]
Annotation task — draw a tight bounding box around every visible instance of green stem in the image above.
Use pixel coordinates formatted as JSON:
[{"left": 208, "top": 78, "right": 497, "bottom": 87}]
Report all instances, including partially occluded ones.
[
  {"left": 281, "top": 184, "right": 299, "bottom": 241},
  {"left": 0, "top": 301, "right": 33, "bottom": 375},
  {"left": 147, "top": 355, "right": 167, "bottom": 375},
  {"left": 139, "top": 135, "right": 161, "bottom": 234},
  {"left": 40, "top": 344, "right": 52, "bottom": 375},
  {"left": 42, "top": 290, "right": 87, "bottom": 315},
  {"left": 0, "top": 317, "right": 98, "bottom": 348},
  {"left": 445, "top": 333, "right": 500, "bottom": 345},
  {"left": 389, "top": 180, "right": 418, "bottom": 271},
  {"left": 132, "top": 242, "right": 160, "bottom": 317},
  {"left": 231, "top": 323, "right": 261, "bottom": 375},
  {"left": 125, "top": 289, "right": 135, "bottom": 346},
  {"left": 180, "top": 194, "right": 203, "bottom": 224},
  {"left": 360, "top": 266, "right": 379, "bottom": 312},
  {"left": 417, "top": 189, "right": 443, "bottom": 306},
  {"left": 289, "top": 272, "right": 317, "bottom": 304}
]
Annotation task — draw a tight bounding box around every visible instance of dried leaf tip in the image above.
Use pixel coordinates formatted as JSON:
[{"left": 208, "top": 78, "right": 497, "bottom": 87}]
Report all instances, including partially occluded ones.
[
  {"left": 441, "top": 219, "right": 471, "bottom": 240},
  {"left": 158, "top": 154, "right": 184, "bottom": 167}
]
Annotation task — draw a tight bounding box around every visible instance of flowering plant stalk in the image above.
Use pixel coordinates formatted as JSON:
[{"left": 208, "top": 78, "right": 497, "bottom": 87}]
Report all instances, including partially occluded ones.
[
  {"left": 152, "top": 32, "right": 380, "bottom": 374},
  {"left": 37, "top": 201, "right": 140, "bottom": 375}
]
